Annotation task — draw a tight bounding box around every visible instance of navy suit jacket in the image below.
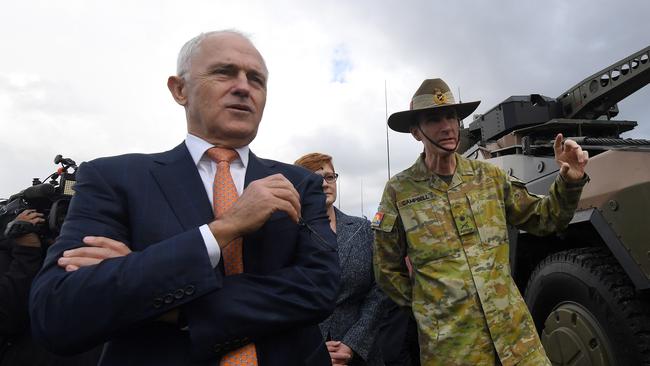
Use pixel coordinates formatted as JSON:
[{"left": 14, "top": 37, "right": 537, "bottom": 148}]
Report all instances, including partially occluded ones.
[{"left": 29, "top": 143, "right": 340, "bottom": 366}]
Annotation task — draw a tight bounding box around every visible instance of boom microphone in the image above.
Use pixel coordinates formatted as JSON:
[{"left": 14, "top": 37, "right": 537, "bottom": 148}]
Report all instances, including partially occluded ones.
[{"left": 23, "top": 184, "right": 56, "bottom": 201}]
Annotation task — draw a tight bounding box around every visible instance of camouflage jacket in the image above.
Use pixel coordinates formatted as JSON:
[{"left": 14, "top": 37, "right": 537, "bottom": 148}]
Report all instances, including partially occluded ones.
[{"left": 372, "top": 153, "right": 586, "bottom": 366}]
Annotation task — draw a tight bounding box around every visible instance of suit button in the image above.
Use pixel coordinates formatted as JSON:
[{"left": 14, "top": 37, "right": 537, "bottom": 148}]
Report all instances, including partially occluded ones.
[
  {"left": 214, "top": 344, "right": 222, "bottom": 353},
  {"left": 163, "top": 293, "right": 174, "bottom": 304},
  {"left": 184, "top": 285, "right": 195, "bottom": 296},
  {"left": 153, "top": 298, "right": 163, "bottom": 308},
  {"left": 174, "top": 289, "right": 185, "bottom": 299}
]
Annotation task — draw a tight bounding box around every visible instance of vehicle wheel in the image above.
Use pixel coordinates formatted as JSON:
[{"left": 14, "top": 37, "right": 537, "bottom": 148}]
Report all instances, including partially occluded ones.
[{"left": 524, "top": 247, "right": 650, "bottom": 366}]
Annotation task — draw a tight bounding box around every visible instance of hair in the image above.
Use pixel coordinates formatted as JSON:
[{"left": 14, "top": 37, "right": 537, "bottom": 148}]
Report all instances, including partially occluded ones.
[
  {"left": 294, "top": 153, "right": 333, "bottom": 172},
  {"left": 176, "top": 29, "right": 263, "bottom": 78}
]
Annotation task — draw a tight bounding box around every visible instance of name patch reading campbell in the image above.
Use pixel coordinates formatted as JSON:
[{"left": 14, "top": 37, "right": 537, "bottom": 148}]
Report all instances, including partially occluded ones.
[{"left": 397, "top": 192, "right": 434, "bottom": 207}]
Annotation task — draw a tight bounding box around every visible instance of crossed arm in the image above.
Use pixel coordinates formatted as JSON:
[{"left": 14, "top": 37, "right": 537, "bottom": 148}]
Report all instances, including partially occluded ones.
[
  {"left": 30, "top": 161, "right": 339, "bottom": 359},
  {"left": 59, "top": 173, "right": 303, "bottom": 270}
]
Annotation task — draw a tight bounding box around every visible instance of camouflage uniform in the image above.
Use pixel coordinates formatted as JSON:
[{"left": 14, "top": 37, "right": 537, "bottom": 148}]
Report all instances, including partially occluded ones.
[{"left": 372, "top": 153, "right": 586, "bottom": 366}]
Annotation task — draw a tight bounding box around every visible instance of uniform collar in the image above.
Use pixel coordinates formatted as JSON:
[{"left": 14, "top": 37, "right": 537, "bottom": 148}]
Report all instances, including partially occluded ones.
[
  {"left": 408, "top": 152, "right": 475, "bottom": 190},
  {"left": 455, "top": 153, "right": 475, "bottom": 177},
  {"left": 409, "top": 153, "right": 432, "bottom": 182}
]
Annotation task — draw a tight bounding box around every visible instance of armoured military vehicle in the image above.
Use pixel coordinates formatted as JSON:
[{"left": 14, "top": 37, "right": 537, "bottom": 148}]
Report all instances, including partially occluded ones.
[{"left": 460, "top": 45, "right": 650, "bottom": 365}]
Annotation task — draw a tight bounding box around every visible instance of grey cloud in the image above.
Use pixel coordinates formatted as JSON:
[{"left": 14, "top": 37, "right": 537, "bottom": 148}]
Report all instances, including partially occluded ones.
[
  {"left": 318, "top": 0, "right": 650, "bottom": 132},
  {"left": 0, "top": 75, "right": 105, "bottom": 117},
  {"left": 2, "top": 0, "right": 648, "bottom": 214},
  {"left": 275, "top": 0, "right": 650, "bottom": 216}
]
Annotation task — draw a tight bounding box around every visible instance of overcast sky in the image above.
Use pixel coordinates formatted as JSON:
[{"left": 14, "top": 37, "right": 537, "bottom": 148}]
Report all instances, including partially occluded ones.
[{"left": 1, "top": 0, "right": 649, "bottom": 218}]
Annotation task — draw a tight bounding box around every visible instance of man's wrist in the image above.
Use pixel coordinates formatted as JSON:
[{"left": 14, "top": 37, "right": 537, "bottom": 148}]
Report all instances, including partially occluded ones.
[
  {"left": 208, "top": 219, "right": 238, "bottom": 249},
  {"left": 559, "top": 172, "right": 590, "bottom": 188},
  {"left": 199, "top": 225, "right": 221, "bottom": 267}
]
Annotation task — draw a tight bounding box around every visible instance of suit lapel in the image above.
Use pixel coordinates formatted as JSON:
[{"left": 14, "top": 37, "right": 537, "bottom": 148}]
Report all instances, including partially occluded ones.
[
  {"left": 244, "top": 151, "right": 275, "bottom": 187},
  {"left": 335, "top": 208, "right": 360, "bottom": 270},
  {"left": 150, "top": 143, "right": 214, "bottom": 230},
  {"left": 242, "top": 152, "right": 276, "bottom": 271}
]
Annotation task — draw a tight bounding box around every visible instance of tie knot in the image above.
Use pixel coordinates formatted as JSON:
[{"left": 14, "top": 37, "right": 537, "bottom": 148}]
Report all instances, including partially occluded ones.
[{"left": 207, "top": 147, "right": 238, "bottom": 164}]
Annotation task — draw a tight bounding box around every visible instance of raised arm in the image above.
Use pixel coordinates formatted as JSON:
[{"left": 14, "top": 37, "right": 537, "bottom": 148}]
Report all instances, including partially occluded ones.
[{"left": 505, "top": 135, "right": 589, "bottom": 235}]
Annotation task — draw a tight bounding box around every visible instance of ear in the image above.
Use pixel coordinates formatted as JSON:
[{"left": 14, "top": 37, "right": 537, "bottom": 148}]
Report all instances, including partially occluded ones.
[
  {"left": 167, "top": 75, "right": 187, "bottom": 106},
  {"left": 410, "top": 125, "right": 422, "bottom": 141}
]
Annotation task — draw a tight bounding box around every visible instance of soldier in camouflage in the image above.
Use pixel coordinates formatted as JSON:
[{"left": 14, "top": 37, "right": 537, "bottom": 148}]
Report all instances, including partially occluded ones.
[{"left": 372, "top": 78, "right": 589, "bottom": 366}]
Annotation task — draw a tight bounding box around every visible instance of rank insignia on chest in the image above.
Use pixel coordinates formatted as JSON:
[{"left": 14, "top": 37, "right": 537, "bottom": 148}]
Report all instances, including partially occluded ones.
[
  {"left": 451, "top": 207, "right": 476, "bottom": 236},
  {"left": 371, "top": 212, "right": 384, "bottom": 228}
]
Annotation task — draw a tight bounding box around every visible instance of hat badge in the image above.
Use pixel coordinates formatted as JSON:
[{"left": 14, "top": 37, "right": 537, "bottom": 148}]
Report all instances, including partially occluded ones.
[{"left": 433, "top": 88, "right": 447, "bottom": 105}]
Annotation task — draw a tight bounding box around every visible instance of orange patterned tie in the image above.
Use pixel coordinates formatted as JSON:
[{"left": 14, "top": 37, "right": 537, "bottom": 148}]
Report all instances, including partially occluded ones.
[{"left": 206, "top": 147, "right": 258, "bottom": 366}]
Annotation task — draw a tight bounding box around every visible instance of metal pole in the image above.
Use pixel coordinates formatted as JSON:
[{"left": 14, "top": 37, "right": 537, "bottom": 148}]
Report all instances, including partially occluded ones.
[
  {"left": 360, "top": 179, "right": 364, "bottom": 218},
  {"left": 385, "top": 80, "right": 391, "bottom": 179},
  {"left": 458, "top": 87, "right": 464, "bottom": 127},
  {"left": 337, "top": 176, "right": 341, "bottom": 210}
]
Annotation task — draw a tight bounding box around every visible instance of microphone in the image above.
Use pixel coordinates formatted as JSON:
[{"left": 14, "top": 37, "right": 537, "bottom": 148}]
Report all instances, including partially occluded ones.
[{"left": 23, "top": 184, "right": 56, "bottom": 200}]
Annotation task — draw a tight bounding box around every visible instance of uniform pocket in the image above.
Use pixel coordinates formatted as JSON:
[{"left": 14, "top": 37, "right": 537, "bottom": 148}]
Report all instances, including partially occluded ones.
[
  {"left": 467, "top": 187, "right": 508, "bottom": 249},
  {"left": 398, "top": 198, "right": 459, "bottom": 264}
]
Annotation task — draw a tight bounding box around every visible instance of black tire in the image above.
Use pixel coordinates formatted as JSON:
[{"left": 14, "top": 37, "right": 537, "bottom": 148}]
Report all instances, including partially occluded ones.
[{"left": 524, "top": 247, "right": 650, "bottom": 366}]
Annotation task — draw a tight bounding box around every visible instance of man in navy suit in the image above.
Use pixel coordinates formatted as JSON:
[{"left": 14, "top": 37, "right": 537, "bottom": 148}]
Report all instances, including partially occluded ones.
[{"left": 29, "top": 30, "right": 340, "bottom": 365}]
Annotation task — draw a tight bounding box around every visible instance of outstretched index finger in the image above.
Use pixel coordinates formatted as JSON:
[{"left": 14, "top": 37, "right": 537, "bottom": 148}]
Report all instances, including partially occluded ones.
[{"left": 554, "top": 133, "right": 564, "bottom": 157}]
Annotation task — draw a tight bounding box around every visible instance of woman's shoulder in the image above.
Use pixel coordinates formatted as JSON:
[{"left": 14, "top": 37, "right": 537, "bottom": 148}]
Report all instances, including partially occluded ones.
[{"left": 336, "top": 208, "right": 370, "bottom": 226}]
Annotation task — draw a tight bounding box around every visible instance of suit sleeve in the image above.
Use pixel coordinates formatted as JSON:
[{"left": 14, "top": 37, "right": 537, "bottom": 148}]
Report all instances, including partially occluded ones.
[
  {"left": 372, "top": 181, "right": 412, "bottom": 308},
  {"left": 341, "top": 221, "right": 390, "bottom": 361},
  {"left": 183, "top": 172, "right": 341, "bottom": 361},
  {"left": 0, "top": 241, "right": 43, "bottom": 336},
  {"left": 29, "top": 161, "right": 223, "bottom": 354}
]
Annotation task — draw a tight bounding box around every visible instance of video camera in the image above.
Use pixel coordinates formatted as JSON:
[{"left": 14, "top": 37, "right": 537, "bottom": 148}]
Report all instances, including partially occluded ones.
[{"left": 0, "top": 155, "right": 78, "bottom": 243}]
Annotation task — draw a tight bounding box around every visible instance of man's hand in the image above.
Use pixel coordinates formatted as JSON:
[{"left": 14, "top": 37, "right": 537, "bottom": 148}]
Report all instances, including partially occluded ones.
[
  {"left": 58, "top": 236, "right": 131, "bottom": 271},
  {"left": 56, "top": 236, "right": 179, "bottom": 324},
  {"left": 554, "top": 133, "right": 589, "bottom": 183},
  {"left": 13, "top": 209, "right": 45, "bottom": 248},
  {"left": 326, "top": 341, "right": 354, "bottom": 365},
  {"left": 209, "top": 173, "right": 301, "bottom": 247}
]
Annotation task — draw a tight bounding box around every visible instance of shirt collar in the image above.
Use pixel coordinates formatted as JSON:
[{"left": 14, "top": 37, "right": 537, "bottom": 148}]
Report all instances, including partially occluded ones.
[{"left": 184, "top": 133, "right": 249, "bottom": 168}]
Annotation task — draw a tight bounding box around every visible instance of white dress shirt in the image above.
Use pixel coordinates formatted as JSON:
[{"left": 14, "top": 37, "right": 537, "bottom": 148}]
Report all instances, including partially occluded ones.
[{"left": 184, "top": 133, "right": 250, "bottom": 268}]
